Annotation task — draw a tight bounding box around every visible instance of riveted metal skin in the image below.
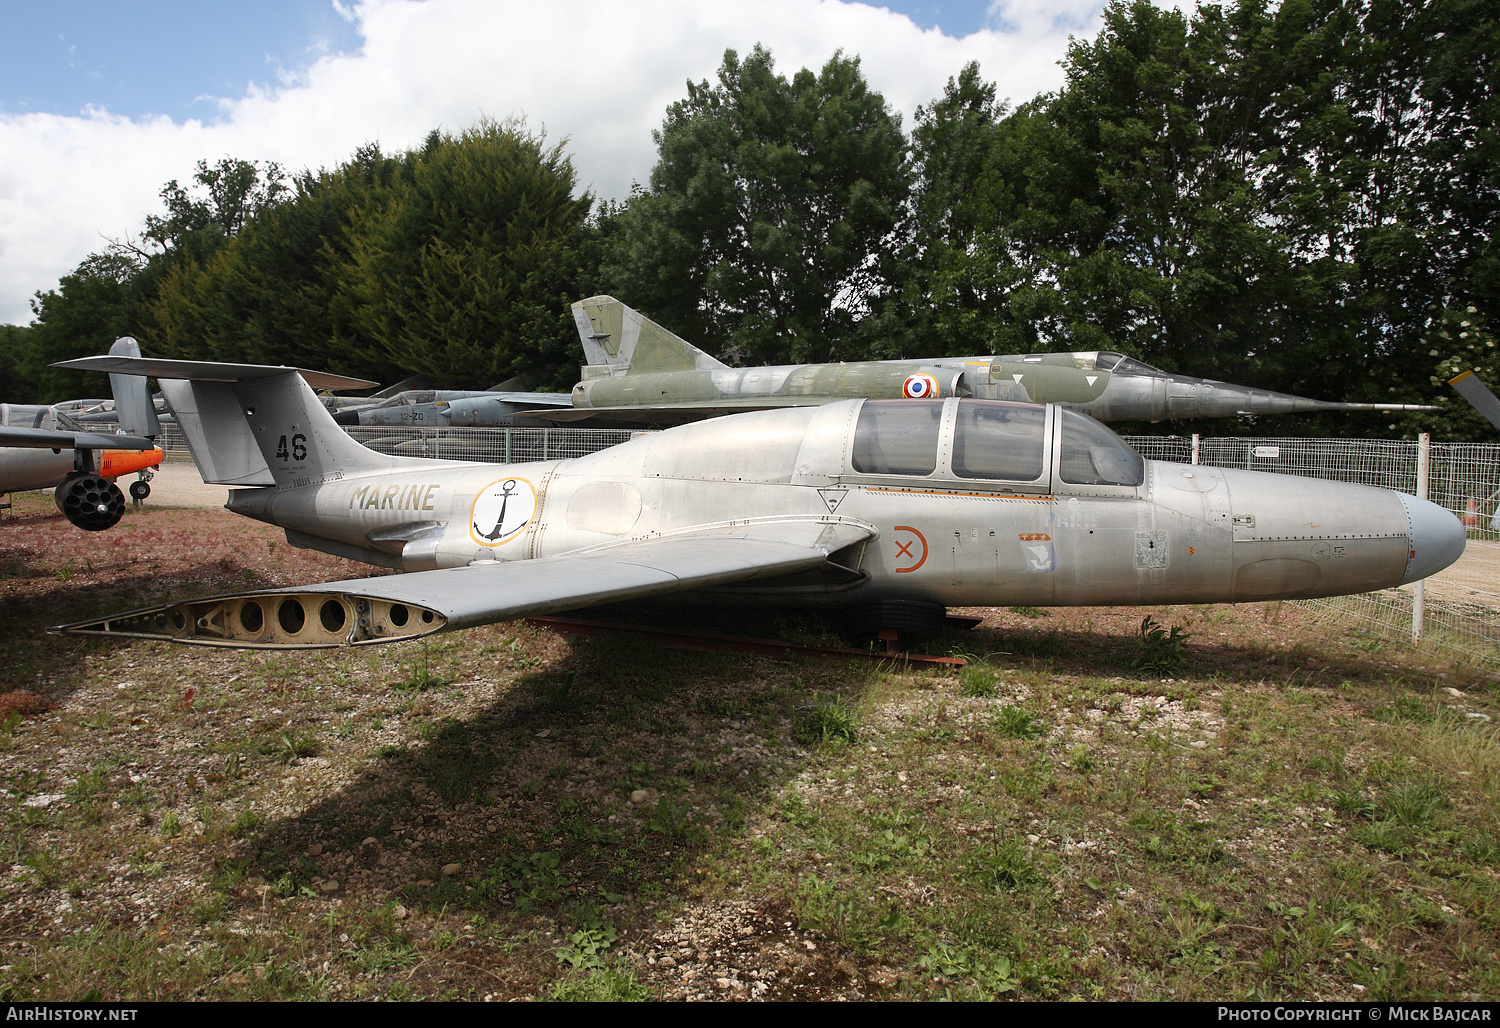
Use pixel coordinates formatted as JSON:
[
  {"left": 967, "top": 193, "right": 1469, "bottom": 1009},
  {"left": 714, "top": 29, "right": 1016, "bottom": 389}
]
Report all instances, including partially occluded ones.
[{"left": 49, "top": 354, "right": 1465, "bottom": 649}]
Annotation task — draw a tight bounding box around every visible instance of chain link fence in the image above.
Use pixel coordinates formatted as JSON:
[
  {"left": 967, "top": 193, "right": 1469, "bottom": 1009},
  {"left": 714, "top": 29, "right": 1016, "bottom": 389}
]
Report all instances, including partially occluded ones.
[
  {"left": 159, "top": 424, "right": 640, "bottom": 464},
  {"left": 1124, "top": 434, "right": 1500, "bottom": 668}
]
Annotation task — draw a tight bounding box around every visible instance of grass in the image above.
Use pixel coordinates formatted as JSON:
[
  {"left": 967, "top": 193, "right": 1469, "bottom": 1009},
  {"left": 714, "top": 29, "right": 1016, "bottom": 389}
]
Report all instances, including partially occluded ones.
[{"left": 3, "top": 498, "right": 1500, "bottom": 1000}]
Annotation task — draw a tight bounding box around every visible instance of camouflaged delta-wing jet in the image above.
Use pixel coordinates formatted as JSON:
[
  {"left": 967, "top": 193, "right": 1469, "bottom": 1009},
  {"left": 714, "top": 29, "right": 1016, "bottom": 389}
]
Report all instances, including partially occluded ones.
[
  {"left": 542, "top": 296, "right": 1438, "bottom": 426},
  {"left": 48, "top": 351, "right": 1464, "bottom": 649}
]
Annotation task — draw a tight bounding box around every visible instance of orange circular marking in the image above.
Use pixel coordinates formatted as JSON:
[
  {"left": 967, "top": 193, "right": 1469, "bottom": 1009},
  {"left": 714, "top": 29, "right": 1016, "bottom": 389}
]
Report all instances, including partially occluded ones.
[
  {"left": 1187, "top": 546, "right": 1196, "bottom": 555},
  {"left": 893, "top": 525, "right": 928, "bottom": 573}
]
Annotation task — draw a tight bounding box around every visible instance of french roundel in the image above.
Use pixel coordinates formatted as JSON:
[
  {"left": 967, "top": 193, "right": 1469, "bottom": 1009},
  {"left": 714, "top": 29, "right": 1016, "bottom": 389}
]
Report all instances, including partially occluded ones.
[{"left": 902, "top": 373, "right": 940, "bottom": 399}]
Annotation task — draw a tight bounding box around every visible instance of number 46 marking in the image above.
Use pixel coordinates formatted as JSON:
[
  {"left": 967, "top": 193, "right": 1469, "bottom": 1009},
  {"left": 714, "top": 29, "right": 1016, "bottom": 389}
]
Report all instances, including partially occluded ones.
[{"left": 276, "top": 433, "right": 308, "bottom": 462}]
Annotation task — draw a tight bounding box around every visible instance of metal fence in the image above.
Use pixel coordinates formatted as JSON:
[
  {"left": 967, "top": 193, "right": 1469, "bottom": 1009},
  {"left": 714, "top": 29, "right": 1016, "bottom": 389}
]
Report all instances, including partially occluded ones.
[
  {"left": 1124, "top": 434, "right": 1500, "bottom": 668},
  {"left": 159, "top": 424, "right": 640, "bottom": 464},
  {"left": 157, "top": 423, "right": 1499, "bottom": 667}
]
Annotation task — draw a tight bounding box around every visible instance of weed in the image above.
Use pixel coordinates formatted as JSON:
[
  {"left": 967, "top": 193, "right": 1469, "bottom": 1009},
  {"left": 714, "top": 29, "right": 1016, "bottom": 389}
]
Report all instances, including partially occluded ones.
[
  {"left": 557, "top": 920, "right": 617, "bottom": 969},
  {"left": 1381, "top": 781, "right": 1450, "bottom": 827},
  {"left": 992, "top": 705, "right": 1044, "bottom": 740},
  {"left": 1010, "top": 606, "right": 1049, "bottom": 618},
  {"left": 547, "top": 963, "right": 651, "bottom": 1001},
  {"left": 959, "top": 666, "right": 1000, "bottom": 698},
  {"left": 1134, "top": 616, "right": 1190, "bottom": 675},
  {"left": 796, "top": 698, "right": 860, "bottom": 746},
  {"left": 969, "top": 838, "right": 1041, "bottom": 891},
  {"left": 65, "top": 768, "right": 107, "bottom": 804},
  {"left": 1068, "top": 744, "right": 1096, "bottom": 773},
  {"left": 853, "top": 828, "right": 931, "bottom": 871},
  {"left": 477, "top": 851, "right": 571, "bottom": 911},
  {"left": 916, "top": 942, "right": 1019, "bottom": 996},
  {"left": 160, "top": 811, "right": 182, "bottom": 838},
  {"left": 260, "top": 733, "right": 320, "bottom": 763},
  {"left": 647, "top": 798, "right": 699, "bottom": 843}
]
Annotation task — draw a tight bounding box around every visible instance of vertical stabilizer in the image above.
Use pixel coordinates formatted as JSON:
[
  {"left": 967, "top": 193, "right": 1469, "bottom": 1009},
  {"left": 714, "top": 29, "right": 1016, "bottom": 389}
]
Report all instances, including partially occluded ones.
[
  {"left": 572, "top": 295, "right": 727, "bottom": 376},
  {"left": 107, "top": 337, "right": 161, "bottom": 439}
]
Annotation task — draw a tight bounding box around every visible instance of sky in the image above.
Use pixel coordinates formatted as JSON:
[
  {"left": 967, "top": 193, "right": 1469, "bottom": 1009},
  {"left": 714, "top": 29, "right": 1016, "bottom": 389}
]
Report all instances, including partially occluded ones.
[{"left": 0, "top": 0, "right": 1124, "bottom": 327}]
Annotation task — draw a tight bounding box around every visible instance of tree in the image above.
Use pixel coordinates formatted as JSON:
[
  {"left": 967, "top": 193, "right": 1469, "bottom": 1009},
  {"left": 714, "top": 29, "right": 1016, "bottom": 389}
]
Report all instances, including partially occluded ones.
[
  {"left": 874, "top": 62, "right": 1012, "bottom": 358},
  {"left": 333, "top": 121, "right": 598, "bottom": 389},
  {"left": 605, "top": 45, "right": 908, "bottom": 365}
]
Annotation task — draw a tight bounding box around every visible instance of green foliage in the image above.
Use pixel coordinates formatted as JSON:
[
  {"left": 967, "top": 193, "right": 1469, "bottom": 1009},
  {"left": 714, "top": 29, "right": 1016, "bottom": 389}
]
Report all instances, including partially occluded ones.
[
  {"left": 546, "top": 963, "right": 650, "bottom": 1002},
  {"left": 1134, "top": 615, "right": 1189, "bottom": 675},
  {"left": 916, "top": 942, "right": 1019, "bottom": 996},
  {"left": 795, "top": 698, "right": 861, "bottom": 745},
  {"left": 958, "top": 666, "right": 1000, "bottom": 698},
  {"left": 556, "top": 920, "right": 617, "bottom": 970},
  {"left": 605, "top": 44, "right": 908, "bottom": 366},
  {"left": 991, "top": 705, "right": 1044, "bottom": 740},
  {"left": 478, "top": 851, "right": 571, "bottom": 911}
]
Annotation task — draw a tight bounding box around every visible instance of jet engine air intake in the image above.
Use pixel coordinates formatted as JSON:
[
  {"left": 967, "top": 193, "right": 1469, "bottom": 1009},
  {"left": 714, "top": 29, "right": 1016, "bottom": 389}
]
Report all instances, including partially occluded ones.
[{"left": 59, "top": 591, "right": 447, "bottom": 649}]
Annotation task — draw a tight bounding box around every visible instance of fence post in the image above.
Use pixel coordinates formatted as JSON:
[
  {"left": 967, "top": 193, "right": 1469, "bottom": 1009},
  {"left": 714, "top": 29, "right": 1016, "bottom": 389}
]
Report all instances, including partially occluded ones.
[
  {"left": 504, "top": 429, "right": 511, "bottom": 465},
  {"left": 1191, "top": 433, "right": 1200, "bottom": 466},
  {"left": 1412, "top": 431, "right": 1431, "bottom": 645}
]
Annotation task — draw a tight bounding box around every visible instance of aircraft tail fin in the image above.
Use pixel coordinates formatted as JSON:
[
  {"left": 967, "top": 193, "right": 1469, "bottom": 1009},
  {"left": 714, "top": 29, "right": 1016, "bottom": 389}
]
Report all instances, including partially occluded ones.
[
  {"left": 572, "top": 295, "right": 726, "bottom": 376},
  {"left": 106, "top": 337, "right": 161, "bottom": 440},
  {"left": 51, "top": 356, "right": 398, "bottom": 487}
]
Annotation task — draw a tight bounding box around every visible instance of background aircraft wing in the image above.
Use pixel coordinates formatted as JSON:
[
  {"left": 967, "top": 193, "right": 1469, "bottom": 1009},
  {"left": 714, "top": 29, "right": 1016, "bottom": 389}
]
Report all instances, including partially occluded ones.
[
  {"left": 0, "top": 426, "right": 158, "bottom": 450},
  {"left": 54, "top": 519, "right": 875, "bottom": 648},
  {"left": 54, "top": 355, "right": 377, "bottom": 392},
  {"left": 1451, "top": 370, "right": 1500, "bottom": 430}
]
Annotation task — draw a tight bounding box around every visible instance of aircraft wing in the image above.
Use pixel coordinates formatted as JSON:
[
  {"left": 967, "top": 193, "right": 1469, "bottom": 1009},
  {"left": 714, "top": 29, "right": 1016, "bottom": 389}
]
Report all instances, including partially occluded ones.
[
  {"left": 53, "top": 356, "right": 377, "bottom": 392},
  {"left": 514, "top": 400, "right": 830, "bottom": 426},
  {"left": 53, "top": 518, "right": 874, "bottom": 648},
  {"left": 0, "top": 426, "right": 158, "bottom": 450},
  {"left": 1451, "top": 370, "right": 1500, "bottom": 430}
]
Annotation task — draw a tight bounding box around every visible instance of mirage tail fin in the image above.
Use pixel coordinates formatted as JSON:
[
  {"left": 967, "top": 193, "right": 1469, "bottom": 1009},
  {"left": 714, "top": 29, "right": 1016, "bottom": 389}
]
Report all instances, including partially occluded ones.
[
  {"left": 571, "top": 295, "right": 726, "bottom": 377},
  {"left": 52, "top": 355, "right": 395, "bottom": 487}
]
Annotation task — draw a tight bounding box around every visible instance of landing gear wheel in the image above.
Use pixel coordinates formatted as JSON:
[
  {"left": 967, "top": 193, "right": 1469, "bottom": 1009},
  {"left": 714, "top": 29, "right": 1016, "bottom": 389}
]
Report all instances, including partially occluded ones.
[
  {"left": 54, "top": 474, "right": 126, "bottom": 531},
  {"left": 840, "top": 599, "right": 950, "bottom": 640},
  {"left": 129, "top": 480, "right": 150, "bottom": 500}
]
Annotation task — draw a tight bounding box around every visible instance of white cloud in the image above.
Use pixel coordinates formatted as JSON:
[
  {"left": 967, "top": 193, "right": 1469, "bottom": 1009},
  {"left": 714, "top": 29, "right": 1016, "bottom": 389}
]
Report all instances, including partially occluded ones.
[{"left": 0, "top": 0, "right": 1108, "bottom": 326}]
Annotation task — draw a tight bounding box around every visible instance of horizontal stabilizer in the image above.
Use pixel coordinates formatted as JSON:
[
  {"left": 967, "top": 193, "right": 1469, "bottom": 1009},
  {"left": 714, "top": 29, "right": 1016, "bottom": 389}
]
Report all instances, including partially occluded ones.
[
  {"left": 0, "top": 426, "right": 157, "bottom": 451},
  {"left": 53, "top": 519, "right": 874, "bottom": 649},
  {"left": 52, "top": 355, "right": 376, "bottom": 392}
]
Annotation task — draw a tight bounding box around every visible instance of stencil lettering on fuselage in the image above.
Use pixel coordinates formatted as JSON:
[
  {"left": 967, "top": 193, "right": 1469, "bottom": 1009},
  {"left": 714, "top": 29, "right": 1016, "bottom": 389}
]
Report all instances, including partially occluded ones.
[
  {"left": 1048, "top": 495, "right": 1099, "bottom": 532},
  {"left": 1018, "top": 533, "right": 1056, "bottom": 573},
  {"left": 470, "top": 478, "right": 538, "bottom": 546}
]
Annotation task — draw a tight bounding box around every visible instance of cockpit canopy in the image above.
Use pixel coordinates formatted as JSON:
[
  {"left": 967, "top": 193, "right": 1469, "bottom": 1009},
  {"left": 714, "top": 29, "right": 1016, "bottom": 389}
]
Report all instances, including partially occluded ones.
[{"left": 848, "top": 399, "right": 1144, "bottom": 490}]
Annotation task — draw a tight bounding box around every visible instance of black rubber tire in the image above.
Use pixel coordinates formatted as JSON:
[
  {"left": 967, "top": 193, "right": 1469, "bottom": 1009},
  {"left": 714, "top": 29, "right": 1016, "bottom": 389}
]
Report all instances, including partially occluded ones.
[
  {"left": 129, "top": 480, "right": 150, "bottom": 500},
  {"left": 840, "top": 599, "right": 950, "bottom": 639}
]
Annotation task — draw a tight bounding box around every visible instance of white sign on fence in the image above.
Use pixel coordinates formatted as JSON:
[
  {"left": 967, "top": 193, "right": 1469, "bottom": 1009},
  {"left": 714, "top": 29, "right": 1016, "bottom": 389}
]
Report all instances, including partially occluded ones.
[{"left": 1252, "top": 445, "right": 1281, "bottom": 458}]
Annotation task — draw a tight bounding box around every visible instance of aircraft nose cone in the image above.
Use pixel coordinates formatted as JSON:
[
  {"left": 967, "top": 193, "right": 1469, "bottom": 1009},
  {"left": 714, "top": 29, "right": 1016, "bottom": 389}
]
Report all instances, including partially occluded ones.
[{"left": 1399, "top": 494, "right": 1467, "bottom": 584}]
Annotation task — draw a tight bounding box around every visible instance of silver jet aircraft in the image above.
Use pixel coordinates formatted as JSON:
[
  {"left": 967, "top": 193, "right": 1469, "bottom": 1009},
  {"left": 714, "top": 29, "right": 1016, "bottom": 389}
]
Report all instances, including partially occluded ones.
[
  {"left": 51, "top": 353, "right": 1465, "bottom": 648},
  {"left": 551, "top": 296, "right": 1437, "bottom": 425},
  {"left": 1, "top": 338, "right": 164, "bottom": 530}
]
